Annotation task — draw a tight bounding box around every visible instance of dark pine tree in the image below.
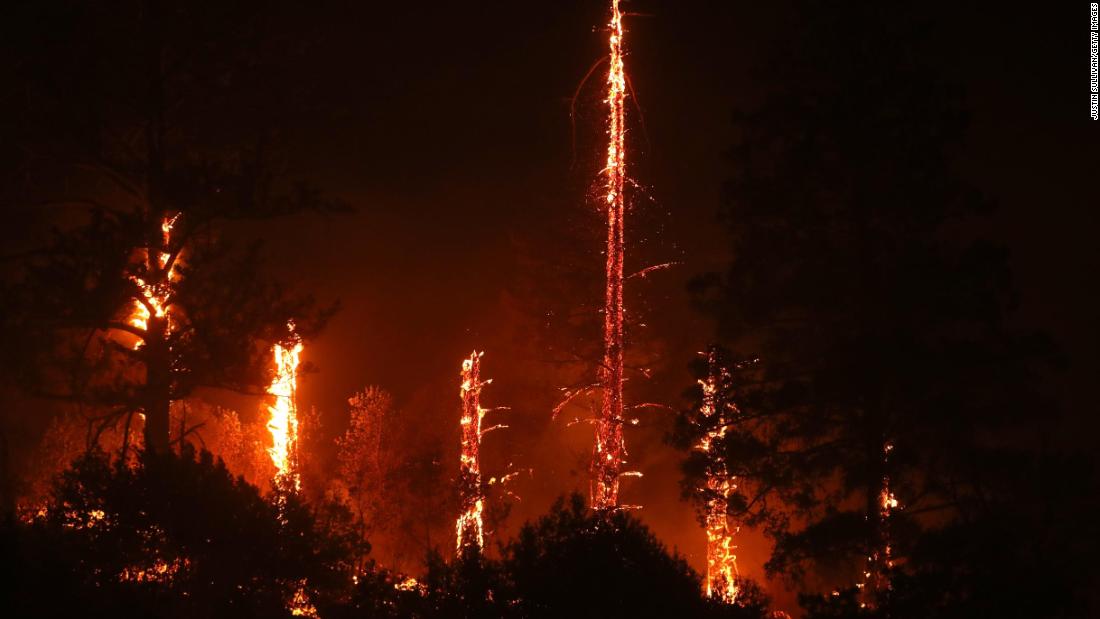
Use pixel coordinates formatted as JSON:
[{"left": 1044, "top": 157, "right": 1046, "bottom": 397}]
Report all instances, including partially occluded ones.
[
  {"left": 0, "top": 1, "right": 340, "bottom": 455},
  {"left": 680, "top": 1, "right": 1086, "bottom": 615},
  {"left": 1, "top": 444, "right": 368, "bottom": 619},
  {"left": 500, "top": 494, "right": 769, "bottom": 619}
]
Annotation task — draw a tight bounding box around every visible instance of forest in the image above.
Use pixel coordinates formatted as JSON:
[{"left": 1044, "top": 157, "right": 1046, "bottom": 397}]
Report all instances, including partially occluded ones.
[{"left": 0, "top": 1, "right": 1095, "bottom": 618}]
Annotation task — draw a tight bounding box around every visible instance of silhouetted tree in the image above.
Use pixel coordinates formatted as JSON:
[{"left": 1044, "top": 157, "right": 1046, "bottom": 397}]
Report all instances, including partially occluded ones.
[
  {"left": 2, "top": 444, "right": 367, "bottom": 618},
  {"left": 420, "top": 547, "right": 507, "bottom": 618},
  {"left": 333, "top": 563, "right": 427, "bottom": 619},
  {"left": 500, "top": 494, "right": 768, "bottom": 618},
  {"left": 0, "top": 1, "right": 339, "bottom": 455}
]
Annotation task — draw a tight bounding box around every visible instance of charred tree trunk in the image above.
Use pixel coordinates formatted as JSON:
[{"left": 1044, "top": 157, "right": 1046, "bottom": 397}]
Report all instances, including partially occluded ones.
[
  {"left": 140, "top": 0, "right": 170, "bottom": 454},
  {"left": 143, "top": 313, "right": 171, "bottom": 454}
]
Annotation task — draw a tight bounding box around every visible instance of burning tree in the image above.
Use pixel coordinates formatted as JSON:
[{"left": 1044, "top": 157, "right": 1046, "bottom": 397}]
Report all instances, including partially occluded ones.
[
  {"left": 0, "top": 2, "right": 337, "bottom": 457},
  {"left": 695, "top": 347, "right": 742, "bottom": 603},
  {"left": 266, "top": 333, "right": 303, "bottom": 490},
  {"left": 592, "top": 0, "right": 629, "bottom": 512},
  {"left": 671, "top": 346, "right": 757, "bottom": 604},
  {"left": 456, "top": 352, "right": 487, "bottom": 552},
  {"left": 456, "top": 351, "right": 508, "bottom": 555}
]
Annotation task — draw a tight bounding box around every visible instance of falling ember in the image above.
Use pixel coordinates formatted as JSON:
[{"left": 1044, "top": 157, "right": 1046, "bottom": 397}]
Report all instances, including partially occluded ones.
[
  {"left": 456, "top": 351, "right": 492, "bottom": 553},
  {"left": 592, "top": 0, "right": 628, "bottom": 511},
  {"left": 267, "top": 327, "right": 303, "bottom": 490},
  {"left": 697, "top": 347, "right": 740, "bottom": 602}
]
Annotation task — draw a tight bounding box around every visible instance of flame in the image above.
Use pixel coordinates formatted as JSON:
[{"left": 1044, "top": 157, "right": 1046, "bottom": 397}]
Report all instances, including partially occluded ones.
[
  {"left": 859, "top": 441, "right": 900, "bottom": 607},
  {"left": 267, "top": 328, "right": 303, "bottom": 490},
  {"left": 289, "top": 580, "right": 319, "bottom": 618},
  {"left": 395, "top": 576, "right": 425, "bottom": 593},
  {"left": 592, "top": 0, "right": 628, "bottom": 511},
  {"left": 118, "top": 558, "right": 188, "bottom": 583},
  {"left": 457, "top": 351, "right": 488, "bottom": 553},
  {"left": 128, "top": 214, "right": 180, "bottom": 339},
  {"left": 697, "top": 348, "right": 739, "bottom": 602}
]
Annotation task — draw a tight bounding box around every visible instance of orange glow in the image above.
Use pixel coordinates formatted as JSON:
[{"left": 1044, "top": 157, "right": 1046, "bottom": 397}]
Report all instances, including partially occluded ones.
[
  {"left": 457, "top": 351, "right": 489, "bottom": 553},
  {"left": 697, "top": 348, "right": 739, "bottom": 602},
  {"left": 592, "top": 0, "right": 628, "bottom": 511},
  {"left": 267, "top": 326, "right": 303, "bottom": 490}
]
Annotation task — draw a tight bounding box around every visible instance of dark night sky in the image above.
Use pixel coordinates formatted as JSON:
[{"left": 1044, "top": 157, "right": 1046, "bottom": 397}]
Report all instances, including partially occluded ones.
[{"left": 7, "top": 0, "right": 1098, "bottom": 610}]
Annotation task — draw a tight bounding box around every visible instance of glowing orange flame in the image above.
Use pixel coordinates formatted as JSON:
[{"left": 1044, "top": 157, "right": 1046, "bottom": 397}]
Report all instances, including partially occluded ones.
[
  {"left": 457, "top": 351, "right": 488, "bottom": 553},
  {"left": 128, "top": 214, "right": 180, "bottom": 339},
  {"left": 858, "top": 441, "right": 899, "bottom": 608},
  {"left": 284, "top": 577, "right": 319, "bottom": 618},
  {"left": 698, "top": 348, "right": 739, "bottom": 602},
  {"left": 592, "top": 0, "right": 628, "bottom": 512},
  {"left": 395, "top": 576, "right": 425, "bottom": 593},
  {"left": 267, "top": 327, "right": 303, "bottom": 490}
]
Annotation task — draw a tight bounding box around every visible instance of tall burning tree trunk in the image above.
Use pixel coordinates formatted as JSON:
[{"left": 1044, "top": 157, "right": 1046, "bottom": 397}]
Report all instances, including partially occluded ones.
[
  {"left": 698, "top": 347, "right": 739, "bottom": 602},
  {"left": 592, "top": 0, "right": 628, "bottom": 511},
  {"left": 457, "top": 351, "right": 488, "bottom": 553},
  {"left": 267, "top": 334, "right": 303, "bottom": 491}
]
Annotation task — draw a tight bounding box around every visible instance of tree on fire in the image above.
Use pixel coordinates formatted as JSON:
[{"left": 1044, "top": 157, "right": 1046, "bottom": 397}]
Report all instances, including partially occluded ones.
[
  {"left": 0, "top": 1, "right": 338, "bottom": 459},
  {"left": 678, "top": 2, "right": 1092, "bottom": 616}
]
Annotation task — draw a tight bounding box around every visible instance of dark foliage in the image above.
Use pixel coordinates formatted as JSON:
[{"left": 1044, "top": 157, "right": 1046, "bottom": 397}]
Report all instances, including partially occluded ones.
[
  {"left": 1, "top": 445, "right": 366, "bottom": 619},
  {"left": 676, "top": 1, "right": 1093, "bottom": 616},
  {"left": 1, "top": 455, "right": 779, "bottom": 619},
  {"left": 500, "top": 494, "right": 767, "bottom": 619}
]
